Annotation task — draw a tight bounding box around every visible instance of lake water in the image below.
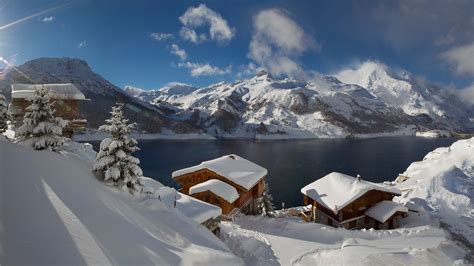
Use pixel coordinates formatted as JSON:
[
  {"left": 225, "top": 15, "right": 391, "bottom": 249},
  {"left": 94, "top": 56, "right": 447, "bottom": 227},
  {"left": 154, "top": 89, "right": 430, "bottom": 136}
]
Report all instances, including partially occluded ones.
[{"left": 88, "top": 137, "right": 456, "bottom": 207}]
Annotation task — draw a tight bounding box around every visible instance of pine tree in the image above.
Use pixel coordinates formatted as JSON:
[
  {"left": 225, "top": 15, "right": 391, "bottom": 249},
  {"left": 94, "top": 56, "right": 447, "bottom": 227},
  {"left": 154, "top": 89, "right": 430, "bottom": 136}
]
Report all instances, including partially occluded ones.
[
  {"left": 0, "top": 93, "right": 8, "bottom": 133},
  {"left": 16, "top": 88, "right": 68, "bottom": 150},
  {"left": 257, "top": 181, "right": 275, "bottom": 216},
  {"left": 93, "top": 103, "right": 143, "bottom": 193}
]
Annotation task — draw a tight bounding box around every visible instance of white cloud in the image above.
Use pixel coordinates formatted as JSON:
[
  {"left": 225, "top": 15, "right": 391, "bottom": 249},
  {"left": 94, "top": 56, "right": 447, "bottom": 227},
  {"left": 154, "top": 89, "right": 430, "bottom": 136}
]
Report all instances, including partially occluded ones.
[
  {"left": 455, "top": 83, "right": 474, "bottom": 105},
  {"left": 42, "top": 16, "right": 55, "bottom": 23},
  {"left": 77, "top": 40, "right": 87, "bottom": 49},
  {"left": 179, "top": 4, "right": 235, "bottom": 44},
  {"left": 170, "top": 44, "right": 187, "bottom": 60},
  {"left": 178, "top": 61, "right": 231, "bottom": 77},
  {"left": 248, "top": 8, "right": 318, "bottom": 77},
  {"left": 179, "top": 27, "right": 207, "bottom": 44},
  {"left": 440, "top": 42, "right": 474, "bottom": 76},
  {"left": 236, "top": 62, "right": 264, "bottom": 78},
  {"left": 150, "top": 32, "right": 173, "bottom": 41}
]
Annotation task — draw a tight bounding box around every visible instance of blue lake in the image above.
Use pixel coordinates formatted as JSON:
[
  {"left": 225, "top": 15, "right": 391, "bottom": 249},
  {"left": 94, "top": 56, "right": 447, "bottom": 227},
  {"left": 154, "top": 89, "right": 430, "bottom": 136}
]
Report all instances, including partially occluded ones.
[{"left": 88, "top": 137, "right": 456, "bottom": 207}]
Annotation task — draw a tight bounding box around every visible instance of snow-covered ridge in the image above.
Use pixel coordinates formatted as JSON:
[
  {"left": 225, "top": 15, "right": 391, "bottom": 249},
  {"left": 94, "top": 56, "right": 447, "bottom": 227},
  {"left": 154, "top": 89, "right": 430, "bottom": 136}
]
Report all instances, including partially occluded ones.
[{"left": 129, "top": 62, "right": 474, "bottom": 139}]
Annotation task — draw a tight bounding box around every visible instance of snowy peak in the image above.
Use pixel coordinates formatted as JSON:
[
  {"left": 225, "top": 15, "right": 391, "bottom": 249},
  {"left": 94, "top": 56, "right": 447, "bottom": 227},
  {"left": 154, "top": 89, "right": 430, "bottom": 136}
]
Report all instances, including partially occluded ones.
[
  {"left": 333, "top": 61, "right": 474, "bottom": 123},
  {"left": 123, "top": 85, "right": 145, "bottom": 96},
  {"left": 157, "top": 82, "right": 198, "bottom": 95},
  {"left": 335, "top": 61, "right": 397, "bottom": 89}
]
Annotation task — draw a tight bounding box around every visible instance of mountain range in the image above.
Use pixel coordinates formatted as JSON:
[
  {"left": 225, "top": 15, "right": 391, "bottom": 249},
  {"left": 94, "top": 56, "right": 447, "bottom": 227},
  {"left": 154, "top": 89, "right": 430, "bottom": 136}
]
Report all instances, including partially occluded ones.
[
  {"left": 128, "top": 62, "right": 474, "bottom": 138},
  {"left": 1, "top": 58, "right": 473, "bottom": 138}
]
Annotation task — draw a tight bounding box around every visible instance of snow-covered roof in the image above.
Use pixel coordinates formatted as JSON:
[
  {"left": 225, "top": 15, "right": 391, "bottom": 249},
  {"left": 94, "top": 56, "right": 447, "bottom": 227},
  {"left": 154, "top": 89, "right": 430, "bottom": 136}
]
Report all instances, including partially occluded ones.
[
  {"left": 141, "top": 177, "right": 221, "bottom": 223},
  {"left": 11, "top": 84, "right": 86, "bottom": 100},
  {"left": 189, "top": 179, "right": 239, "bottom": 203},
  {"left": 172, "top": 154, "right": 267, "bottom": 190},
  {"left": 365, "top": 200, "right": 408, "bottom": 223},
  {"left": 300, "top": 172, "right": 401, "bottom": 212}
]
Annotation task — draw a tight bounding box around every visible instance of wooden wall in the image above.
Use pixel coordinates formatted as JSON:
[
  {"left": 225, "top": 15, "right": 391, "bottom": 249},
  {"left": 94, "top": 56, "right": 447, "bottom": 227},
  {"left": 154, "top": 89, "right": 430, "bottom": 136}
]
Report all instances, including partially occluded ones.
[
  {"left": 11, "top": 98, "right": 86, "bottom": 136},
  {"left": 190, "top": 191, "right": 235, "bottom": 215},
  {"left": 339, "top": 190, "right": 397, "bottom": 221},
  {"left": 12, "top": 98, "right": 83, "bottom": 121},
  {"left": 306, "top": 190, "right": 401, "bottom": 229}
]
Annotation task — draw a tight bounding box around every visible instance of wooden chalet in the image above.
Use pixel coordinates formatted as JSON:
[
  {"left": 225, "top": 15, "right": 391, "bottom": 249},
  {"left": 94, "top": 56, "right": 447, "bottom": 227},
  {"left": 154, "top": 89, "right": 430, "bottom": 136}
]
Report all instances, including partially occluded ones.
[
  {"left": 301, "top": 172, "right": 408, "bottom": 230},
  {"left": 172, "top": 154, "right": 267, "bottom": 216},
  {"left": 9, "top": 84, "right": 88, "bottom": 137}
]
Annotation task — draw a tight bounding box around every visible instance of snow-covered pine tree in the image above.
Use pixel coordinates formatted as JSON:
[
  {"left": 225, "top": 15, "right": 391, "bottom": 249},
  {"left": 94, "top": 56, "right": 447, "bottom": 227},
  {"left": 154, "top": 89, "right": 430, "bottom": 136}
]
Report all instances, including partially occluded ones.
[
  {"left": 257, "top": 181, "right": 275, "bottom": 216},
  {"left": 0, "top": 93, "right": 8, "bottom": 133},
  {"left": 16, "top": 88, "right": 68, "bottom": 150},
  {"left": 93, "top": 103, "right": 143, "bottom": 193}
]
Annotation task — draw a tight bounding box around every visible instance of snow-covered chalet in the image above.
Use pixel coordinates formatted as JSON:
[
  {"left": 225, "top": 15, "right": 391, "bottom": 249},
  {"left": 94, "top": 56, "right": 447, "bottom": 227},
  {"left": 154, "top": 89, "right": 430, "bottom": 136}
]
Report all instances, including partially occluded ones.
[
  {"left": 301, "top": 172, "right": 408, "bottom": 229},
  {"left": 172, "top": 154, "right": 267, "bottom": 216},
  {"left": 9, "top": 84, "right": 87, "bottom": 137}
]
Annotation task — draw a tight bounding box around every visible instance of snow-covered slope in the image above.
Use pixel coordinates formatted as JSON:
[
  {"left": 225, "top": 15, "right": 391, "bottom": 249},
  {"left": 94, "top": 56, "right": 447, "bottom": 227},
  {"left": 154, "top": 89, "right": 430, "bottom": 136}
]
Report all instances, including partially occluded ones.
[
  {"left": 394, "top": 137, "right": 474, "bottom": 247},
  {"left": 220, "top": 216, "right": 467, "bottom": 265},
  {"left": 130, "top": 65, "right": 474, "bottom": 138},
  {"left": 0, "top": 139, "right": 241, "bottom": 265}
]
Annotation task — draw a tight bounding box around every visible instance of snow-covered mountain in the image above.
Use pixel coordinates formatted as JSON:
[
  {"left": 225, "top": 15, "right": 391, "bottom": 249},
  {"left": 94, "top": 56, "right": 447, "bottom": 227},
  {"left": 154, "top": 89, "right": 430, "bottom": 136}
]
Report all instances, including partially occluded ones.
[
  {"left": 2, "top": 58, "right": 472, "bottom": 138},
  {"left": 0, "top": 58, "right": 198, "bottom": 134},
  {"left": 335, "top": 61, "right": 472, "bottom": 127},
  {"left": 129, "top": 64, "right": 474, "bottom": 138}
]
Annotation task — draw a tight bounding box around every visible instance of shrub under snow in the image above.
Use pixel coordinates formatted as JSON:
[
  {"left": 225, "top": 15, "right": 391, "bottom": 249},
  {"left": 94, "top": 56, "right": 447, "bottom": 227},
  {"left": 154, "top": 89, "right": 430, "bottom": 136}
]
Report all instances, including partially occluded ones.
[
  {"left": 93, "top": 103, "right": 143, "bottom": 193},
  {"left": 0, "top": 93, "right": 8, "bottom": 133},
  {"left": 16, "top": 88, "right": 68, "bottom": 150}
]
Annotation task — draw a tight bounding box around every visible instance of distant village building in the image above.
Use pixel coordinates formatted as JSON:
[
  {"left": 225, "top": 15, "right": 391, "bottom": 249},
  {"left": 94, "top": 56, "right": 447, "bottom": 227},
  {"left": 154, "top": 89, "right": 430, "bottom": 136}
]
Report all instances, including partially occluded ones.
[
  {"left": 172, "top": 154, "right": 267, "bottom": 216},
  {"left": 301, "top": 172, "right": 408, "bottom": 230},
  {"left": 9, "top": 84, "right": 87, "bottom": 137}
]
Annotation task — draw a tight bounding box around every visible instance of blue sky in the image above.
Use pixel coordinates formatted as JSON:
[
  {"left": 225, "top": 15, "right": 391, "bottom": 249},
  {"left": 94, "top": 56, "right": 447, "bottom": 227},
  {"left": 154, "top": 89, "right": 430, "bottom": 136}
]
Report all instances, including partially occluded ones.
[{"left": 0, "top": 0, "right": 473, "bottom": 91}]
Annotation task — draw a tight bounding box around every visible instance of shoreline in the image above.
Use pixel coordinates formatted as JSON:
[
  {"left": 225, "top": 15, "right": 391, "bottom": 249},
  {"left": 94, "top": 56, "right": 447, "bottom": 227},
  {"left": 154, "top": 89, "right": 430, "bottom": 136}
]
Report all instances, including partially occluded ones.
[{"left": 72, "top": 131, "right": 465, "bottom": 143}]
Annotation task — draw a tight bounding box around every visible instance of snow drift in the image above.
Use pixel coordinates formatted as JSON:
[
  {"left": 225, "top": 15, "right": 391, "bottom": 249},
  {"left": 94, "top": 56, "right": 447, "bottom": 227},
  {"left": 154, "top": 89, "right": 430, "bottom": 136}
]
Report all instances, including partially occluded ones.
[{"left": 395, "top": 137, "right": 474, "bottom": 246}]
